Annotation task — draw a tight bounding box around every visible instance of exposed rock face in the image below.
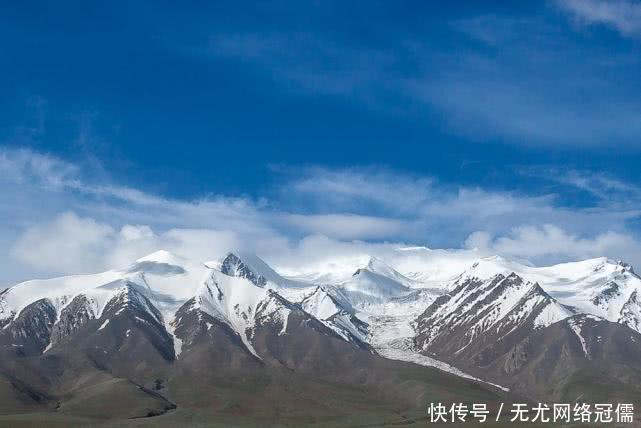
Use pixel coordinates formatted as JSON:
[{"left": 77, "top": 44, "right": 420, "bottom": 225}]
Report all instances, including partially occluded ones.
[
  {"left": 0, "top": 299, "right": 57, "bottom": 354},
  {"left": 49, "top": 294, "right": 95, "bottom": 348},
  {"left": 486, "top": 315, "right": 641, "bottom": 400},
  {"left": 592, "top": 281, "right": 621, "bottom": 306},
  {"left": 171, "top": 297, "right": 263, "bottom": 370},
  {"left": 619, "top": 290, "right": 641, "bottom": 332},
  {"left": 0, "top": 288, "right": 15, "bottom": 329},
  {"left": 220, "top": 253, "right": 267, "bottom": 287},
  {"left": 93, "top": 283, "right": 176, "bottom": 365},
  {"left": 502, "top": 339, "right": 528, "bottom": 374}
]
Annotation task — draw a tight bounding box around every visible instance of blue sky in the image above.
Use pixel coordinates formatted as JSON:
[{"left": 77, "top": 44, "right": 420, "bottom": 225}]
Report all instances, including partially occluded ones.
[{"left": 2, "top": 0, "right": 641, "bottom": 284}]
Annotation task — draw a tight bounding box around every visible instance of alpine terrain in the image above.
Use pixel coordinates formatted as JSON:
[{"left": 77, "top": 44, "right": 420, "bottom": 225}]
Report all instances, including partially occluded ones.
[{"left": 1, "top": 247, "right": 640, "bottom": 426}]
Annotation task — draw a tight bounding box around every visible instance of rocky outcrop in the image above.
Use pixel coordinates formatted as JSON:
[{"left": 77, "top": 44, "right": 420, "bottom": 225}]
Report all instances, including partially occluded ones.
[
  {"left": 49, "top": 294, "right": 95, "bottom": 349},
  {"left": 0, "top": 299, "right": 56, "bottom": 354},
  {"left": 220, "top": 253, "right": 267, "bottom": 287}
]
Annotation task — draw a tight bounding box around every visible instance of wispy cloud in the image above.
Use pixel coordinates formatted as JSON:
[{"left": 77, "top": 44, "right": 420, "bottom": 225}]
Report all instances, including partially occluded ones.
[
  {"left": 557, "top": 0, "right": 641, "bottom": 38},
  {"left": 287, "top": 167, "right": 434, "bottom": 215},
  {"left": 551, "top": 170, "right": 641, "bottom": 203},
  {"left": 285, "top": 213, "right": 405, "bottom": 240},
  {"left": 205, "top": 32, "right": 396, "bottom": 104},
  {"left": 466, "top": 225, "right": 638, "bottom": 263},
  {"left": 521, "top": 167, "right": 641, "bottom": 211},
  {"left": 195, "top": 17, "right": 641, "bottom": 147},
  {"left": 417, "top": 11, "right": 641, "bottom": 146}
]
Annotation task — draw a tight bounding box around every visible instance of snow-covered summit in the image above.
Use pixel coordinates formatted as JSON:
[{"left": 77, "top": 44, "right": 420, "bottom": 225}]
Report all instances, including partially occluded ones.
[
  {"left": 136, "top": 249, "right": 187, "bottom": 266},
  {"left": 219, "top": 251, "right": 308, "bottom": 289},
  {"left": 359, "top": 257, "right": 419, "bottom": 287},
  {"left": 220, "top": 252, "right": 269, "bottom": 287}
]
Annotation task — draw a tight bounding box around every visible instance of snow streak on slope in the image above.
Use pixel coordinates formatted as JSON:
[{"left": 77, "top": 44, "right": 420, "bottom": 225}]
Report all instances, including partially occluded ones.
[{"left": 567, "top": 316, "right": 590, "bottom": 357}]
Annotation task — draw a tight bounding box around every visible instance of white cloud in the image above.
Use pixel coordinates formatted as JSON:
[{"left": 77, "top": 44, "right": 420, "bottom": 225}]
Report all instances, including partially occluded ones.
[
  {"left": 290, "top": 167, "right": 434, "bottom": 213},
  {"left": 0, "top": 147, "right": 80, "bottom": 189},
  {"left": 286, "top": 213, "right": 405, "bottom": 240},
  {"left": 10, "top": 212, "right": 116, "bottom": 274},
  {"left": 289, "top": 167, "right": 640, "bottom": 245},
  {"left": 552, "top": 170, "right": 641, "bottom": 204},
  {"left": 468, "top": 224, "right": 641, "bottom": 265},
  {"left": 285, "top": 167, "right": 641, "bottom": 267},
  {"left": 3, "top": 147, "right": 641, "bottom": 283},
  {"left": 558, "top": 0, "right": 641, "bottom": 38},
  {"left": 464, "top": 231, "right": 492, "bottom": 250},
  {"left": 9, "top": 212, "right": 246, "bottom": 276}
]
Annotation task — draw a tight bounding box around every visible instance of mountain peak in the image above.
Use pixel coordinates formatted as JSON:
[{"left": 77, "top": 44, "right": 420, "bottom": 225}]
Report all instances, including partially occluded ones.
[
  {"left": 616, "top": 260, "right": 636, "bottom": 275},
  {"left": 136, "top": 250, "right": 185, "bottom": 266},
  {"left": 220, "top": 253, "right": 267, "bottom": 287},
  {"left": 351, "top": 256, "right": 414, "bottom": 285},
  {"left": 365, "top": 256, "right": 393, "bottom": 273}
]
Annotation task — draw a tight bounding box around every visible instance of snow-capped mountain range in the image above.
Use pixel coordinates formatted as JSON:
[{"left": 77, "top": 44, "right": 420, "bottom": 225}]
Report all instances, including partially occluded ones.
[{"left": 2, "top": 246, "right": 641, "bottom": 398}]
